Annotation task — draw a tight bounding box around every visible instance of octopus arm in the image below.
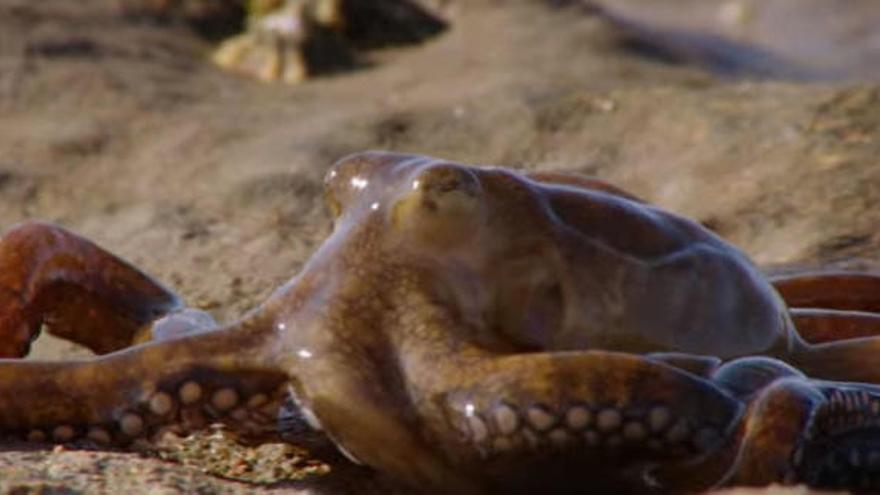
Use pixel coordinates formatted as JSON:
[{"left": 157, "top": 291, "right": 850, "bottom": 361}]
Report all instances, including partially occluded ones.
[
  {"left": 409, "top": 350, "right": 745, "bottom": 492},
  {"left": 711, "top": 367, "right": 880, "bottom": 490},
  {"left": 771, "top": 270, "right": 880, "bottom": 344},
  {"left": 293, "top": 355, "right": 485, "bottom": 495},
  {"left": 0, "top": 221, "right": 183, "bottom": 357},
  {"left": 772, "top": 271, "right": 880, "bottom": 313},
  {"left": 0, "top": 325, "right": 288, "bottom": 445}
]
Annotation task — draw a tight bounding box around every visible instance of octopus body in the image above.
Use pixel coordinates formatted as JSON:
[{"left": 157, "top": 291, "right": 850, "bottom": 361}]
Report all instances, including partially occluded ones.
[{"left": 2, "top": 152, "right": 880, "bottom": 493}]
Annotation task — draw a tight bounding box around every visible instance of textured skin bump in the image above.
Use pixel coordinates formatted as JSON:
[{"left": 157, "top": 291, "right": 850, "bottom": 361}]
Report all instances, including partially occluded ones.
[
  {"left": 493, "top": 404, "right": 520, "bottom": 436},
  {"left": 525, "top": 406, "right": 556, "bottom": 432},
  {"left": 178, "top": 381, "right": 202, "bottom": 405},
  {"left": 52, "top": 425, "right": 75, "bottom": 442},
  {"left": 623, "top": 421, "right": 647, "bottom": 441},
  {"left": 211, "top": 388, "right": 240, "bottom": 411},
  {"left": 597, "top": 409, "right": 622, "bottom": 432},
  {"left": 119, "top": 413, "right": 144, "bottom": 437},
  {"left": 565, "top": 406, "right": 592, "bottom": 430},
  {"left": 26, "top": 430, "right": 45, "bottom": 443},
  {"left": 149, "top": 393, "right": 174, "bottom": 416},
  {"left": 87, "top": 427, "right": 111, "bottom": 445},
  {"left": 649, "top": 406, "right": 672, "bottom": 432},
  {"left": 467, "top": 415, "right": 489, "bottom": 444}
]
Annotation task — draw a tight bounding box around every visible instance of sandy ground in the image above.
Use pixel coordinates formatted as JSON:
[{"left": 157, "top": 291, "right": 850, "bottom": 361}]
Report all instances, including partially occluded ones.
[{"left": 1, "top": 0, "right": 879, "bottom": 493}]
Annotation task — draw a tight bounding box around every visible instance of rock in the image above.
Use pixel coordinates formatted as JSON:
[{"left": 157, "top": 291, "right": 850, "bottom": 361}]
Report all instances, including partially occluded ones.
[{"left": 212, "top": 0, "right": 447, "bottom": 83}]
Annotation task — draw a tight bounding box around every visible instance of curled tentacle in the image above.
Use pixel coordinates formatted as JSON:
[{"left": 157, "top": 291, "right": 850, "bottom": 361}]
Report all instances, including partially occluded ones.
[
  {"left": 718, "top": 377, "right": 824, "bottom": 486},
  {"left": 732, "top": 380, "right": 880, "bottom": 490},
  {"left": 0, "top": 318, "right": 289, "bottom": 446},
  {"left": 794, "top": 384, "right": 880, "bottom": 490},
  {"left": 711, "top": 356, "right": 805, "bottom": 401},
  {"left": 0, "top": 221, "right": 183, "bottom": 357},
  {"left": 771, "top": 271, "right": 880, "bottom": 313},
  {"left": 777, "top": 273, "right": 880, "bottom": 385},
  {"left": 698, "top": 357, "right": 880, "bottom": 490},
  {"left": 790, "top": 308, "right": 880, "bottom": 344},
  {"left": 768, "top": 272, "right": 880, "bottom": 383}
]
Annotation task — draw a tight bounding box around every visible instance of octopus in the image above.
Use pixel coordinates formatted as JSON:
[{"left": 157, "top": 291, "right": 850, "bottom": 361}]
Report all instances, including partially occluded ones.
[{"left": 3, "top": 151, "right": 880, "bottom": 494}]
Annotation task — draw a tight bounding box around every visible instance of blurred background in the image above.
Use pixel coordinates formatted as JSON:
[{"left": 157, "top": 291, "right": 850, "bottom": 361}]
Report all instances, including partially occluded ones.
[{"left": 0, "top": 0, "right": 878, "bottom": 492}]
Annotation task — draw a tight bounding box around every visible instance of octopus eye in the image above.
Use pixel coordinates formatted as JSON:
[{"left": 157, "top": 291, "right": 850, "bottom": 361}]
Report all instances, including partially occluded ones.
[
  {"left": 323, "top": 164, "right": 348, "bottom": 219},
  {"left": 324, "top": 188, "right": 343, "bottom": 219},
  {"left": 392, "top": 164, "right": 485, "bottom": 246}
]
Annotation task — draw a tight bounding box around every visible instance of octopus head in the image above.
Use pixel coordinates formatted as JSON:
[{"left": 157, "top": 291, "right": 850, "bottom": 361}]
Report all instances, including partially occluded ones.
[
  {"left": 323, "top": 151, "right": 596, "bottom": 351},
  {"left": 322, "top": 151, "right": 784, "bottom": 356}
]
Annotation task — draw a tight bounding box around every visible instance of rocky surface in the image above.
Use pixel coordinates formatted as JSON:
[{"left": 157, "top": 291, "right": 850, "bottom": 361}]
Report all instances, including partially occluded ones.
[{"left": 0, "top": 0, "right": 878, "bottom": 492}]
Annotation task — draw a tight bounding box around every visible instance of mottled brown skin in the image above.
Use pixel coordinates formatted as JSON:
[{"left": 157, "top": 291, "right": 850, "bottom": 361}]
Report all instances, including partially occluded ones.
[{"left": 3, "top": 152, "right": 880, "bottom": 493}]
